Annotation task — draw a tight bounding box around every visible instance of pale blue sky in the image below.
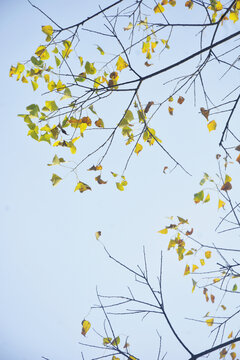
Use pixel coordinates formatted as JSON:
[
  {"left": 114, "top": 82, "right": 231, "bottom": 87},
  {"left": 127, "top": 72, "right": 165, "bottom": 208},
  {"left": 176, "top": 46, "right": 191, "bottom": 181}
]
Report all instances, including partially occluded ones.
[{"left": 1, "top": 1, "right": 239, "bottom": 359}]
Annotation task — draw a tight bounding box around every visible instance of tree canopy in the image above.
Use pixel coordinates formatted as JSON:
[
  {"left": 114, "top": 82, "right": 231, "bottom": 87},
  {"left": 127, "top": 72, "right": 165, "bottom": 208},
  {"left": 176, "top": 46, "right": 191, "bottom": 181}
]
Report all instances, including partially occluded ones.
[{"left": 10, "top": 1, "right": 240, "bottom": 359}]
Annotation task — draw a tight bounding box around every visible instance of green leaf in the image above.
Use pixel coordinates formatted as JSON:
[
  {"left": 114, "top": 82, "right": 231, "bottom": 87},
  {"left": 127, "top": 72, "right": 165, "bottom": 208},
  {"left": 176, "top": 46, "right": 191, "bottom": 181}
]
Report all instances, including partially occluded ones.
[
  {"left": 26, "top": 104, "right": 40, "bottom": 118},
  {"left": 97, "top": 45, "right": 104, "bottom": 55},
  {"left": 232, "top": 284, "right": 238, "bottom": 291},
  {"left": 45, "top": 100, "right": 58, "bottom": 111},
  {"left": 111, "top": 336, "right": 120, "bottom": 346},
  {"left": 51, "top": 173, "right": 62, "bottom": 186},
  {"left": 85, "top": 61, "right": 96, "bottom": 75},
  {"left": 31, "top": 56, "right": 43, "bottom": 67},
  {"left": 194, "top": 190, "right": 204, "bottom": 204},
  {"left": 55, "top": 56, "right": 61, "bottom": 67},
  {"left": 60, "top": 87, "right": 72, "bottom": 100},
  {"left": 103, "top": 337, "right": 112, "bottom": 345}
]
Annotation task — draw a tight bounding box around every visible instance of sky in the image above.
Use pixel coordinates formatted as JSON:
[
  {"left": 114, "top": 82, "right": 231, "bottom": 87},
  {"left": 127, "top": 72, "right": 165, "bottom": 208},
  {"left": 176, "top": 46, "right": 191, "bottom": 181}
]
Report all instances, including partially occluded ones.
[{"left": 1, "top": 1, "right": 240, "bottom": 360}]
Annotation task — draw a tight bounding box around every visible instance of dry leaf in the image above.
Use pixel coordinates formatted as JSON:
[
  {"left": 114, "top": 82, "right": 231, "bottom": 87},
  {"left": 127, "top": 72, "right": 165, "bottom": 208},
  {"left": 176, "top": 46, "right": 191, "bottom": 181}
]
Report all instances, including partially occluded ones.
[
  {"left": 221, "top": 182, "right": 232, "bottom": 191},
  {"left": 200, "top": 107, "right": 209, "bottom": 120},
  {"left": 177, "top": 96, "right": 185, "bottom": 104}
]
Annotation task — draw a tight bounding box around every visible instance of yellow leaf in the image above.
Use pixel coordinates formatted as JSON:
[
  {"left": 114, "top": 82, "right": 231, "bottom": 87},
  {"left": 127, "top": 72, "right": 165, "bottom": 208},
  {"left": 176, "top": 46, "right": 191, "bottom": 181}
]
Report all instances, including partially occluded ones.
[
  {"left": 218, "top": 199, "right": 225, "bottom": 209},
  {"left": 185, "top": 0, "right": 193, "bottom": 9},
  {"left": 203, "top": 193, "right": 210, "bottom": 203},
  {"left": 231, "top": 343, "right": 236, "bottom": 349},
  {"left": 228, "top": 331, "right": 233, "bottom": 339},
  {"left": 229, "top": 11, "right": 239, "bottom": 23},
  {"left": 44, "top": 74, "right": 50, "bottom": 83},
  {"left": 200, "top": 259, "right": 205, "bottom": 266},
  {"left": 221, "top": 305, "right": 226, "bottom": 310},
  {"left": 184, "top": 264, "right": 190, "bottom": 276},
  {"left": 192, "top": 264, "right": 199, "bottom": 273},
  {"left": 206, "top": 318, "right": 214, "bottom": 326},
  {"left": 158, "top": 228, "right": 168, "bottom": 234},
  {"left": 74, "top": 181, "right": 91, "bottom": 193},
  {"left": 48, "top": 80, "right": 56, "bottom": 91},
  {"left": 215, "top": 1, "right": 223, "bottom": 11},
  {"left": 225, "top": 174, "right": 232, "bottom": 183},
  {"left": 35, "top": 46, "right": 50, "bottom": 60},
  {"left": 51, "top": 173, "right": 62, "bottom": 186},
  {"left": 95, "top": 231, "right": 101, "bottom": 240},
  {"left": 124, "top": 22, "right": 133, "bottom": 31},
  {"left": 169, "top": 0, "right": 176, "bottom": 6},
  {"left": 213, "top": 278, "right": 221, "bottom": 283},
  {"left": 168, "top": 96, "right": 174, "bottom": 102},
  {"left": 192, "top": 279, "right": 197, "bottom": 292},
  {"left": 21, "top": 76, "right": 28, "bottom": 83},
  {"left": 205, "top": 251, "right": 211, "bottom": 259},
  {"left": 81, "top": 320, "right": 91, "bottom": 336},
  {"left": 116, "top": 56, "right": 128, "bottom": 71},
  {"left": 135, "top": 143, "right": 143, "bottom": 155},
  {"left": 154, "top": 3, "right": 165, "bottom": 13},
  {"left": 168, "top": 106, "right": 174, "bottom": 115},
  {"left": 230, "top": 352, "right": 236, "bottom": 360},
  {"left": 31, "top": 81, "right": 38, "bottom": 91},
  {"left": 207, "top": 120, "right": 217, "bottom": 132},
  {"left": 116, "top": 182, "right": 124, "bottom": 191},
  {"left": 42, "top": 25, "right": 53, "bottom": 36},
  {"left": 220, "top": 348, "right": 227, "bottom": 359},
  {"left": 103, "top": 337, "right": 112, "bottom": 345}
]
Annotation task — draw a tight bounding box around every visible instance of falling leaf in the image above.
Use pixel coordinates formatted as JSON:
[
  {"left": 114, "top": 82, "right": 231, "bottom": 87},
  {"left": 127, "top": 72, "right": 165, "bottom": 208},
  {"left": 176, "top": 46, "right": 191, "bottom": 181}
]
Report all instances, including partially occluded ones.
[
  {"left": 154, "top": 3, "right": 165, "bottom": 13},
  {"left": 205, "top": 251, "right": 211, "bottom": 259},
  {"left": 200, "top": 107, "right": 209, "bottom": 120},
  {"left": 81, "top": 320, "right": 91, "bottom": 336},
  {"left": 135, "top": 143, "right": 143, "bottom": 155},
  {"left": 116, "top": 56, "right": 128, "bottom": 71},
  {"left": 206, "top": 318, "right": 214, "bottom": 326},
  {"left": 51, "top": 173, "right": 62, "bottom": 186},
  {"left": 221, "top": 182, "right": 232, "bottom": 191},
  {"left": 95, "top": 175, "right": 107, "bottom": 184},
  {"left": 177, "top": 96, "right": 185, "bottom": 104},
  {"left": 168, "top": 106, "right": 174, "bottom": 115},
  {"left": 95, "top": 231, "right": 101, "bottom": 240},
  {"left": 207, "top": 120, "right": 217, "bottom": 132},
  {"left": 218, "top": 199, "right": 225, "bottom": 209},
  {"left": 158, "top": 228, "right": 168, "bottom": 234},
  {"left": 74, "top": 182, "right": 91, "bottom": 193}
]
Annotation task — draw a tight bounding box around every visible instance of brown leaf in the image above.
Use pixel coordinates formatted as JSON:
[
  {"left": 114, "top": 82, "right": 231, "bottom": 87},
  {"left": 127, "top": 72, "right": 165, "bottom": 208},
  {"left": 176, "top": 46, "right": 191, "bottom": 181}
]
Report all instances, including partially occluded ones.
[
  {"left": 144, "top": 61, "right": 152, "bottom": 67},
  {"left": 186, "top": 228, "right": 193, "bottom": 236},
  {"left": 88, "top": 165, "right": 102, "bottom": 171},
  {"left": 81, "top": 116, "right": 92, "bottom": 126},
  {"left": 210, "top": 294, "right": 215, "bottom": 303},
  {"left": 235, "top": 144, "right": 240, "bottom": 151},
  {"left": 95, "top": 175, "right": 107, "bottom": 184},
  {"left": 163, "top": 166, "right": 168, "bottom": 174},
  {"left": 168, "top": 106, "right": 174, "bottom": 115},
  {"left": 216, "top": 154, "right": 221, "bottom": 159},
  {"left": 95, "top": 118, "right": 104, "bottom": 128},
  {"left": 144, "top": 101, "right": 154, "bottom": 114},
  {"left": 221, "top": 182, "right": 232, "bottom": 191},
  {"left": 200, "top": 107, "right": 209, "bottom": 120},
  {"left": 177, "top": 96, "right": 185, "bottom": 104},
  {"left": 236, "top": 154, "right": 240, "bottom": 163}
]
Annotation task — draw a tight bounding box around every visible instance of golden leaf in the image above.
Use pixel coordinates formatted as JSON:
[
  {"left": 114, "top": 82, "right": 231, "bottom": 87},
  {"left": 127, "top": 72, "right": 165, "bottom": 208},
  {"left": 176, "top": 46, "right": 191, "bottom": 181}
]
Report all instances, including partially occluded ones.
[
  {"left": 81, "top": 320, "right": 91, "bottom": 336},
  {"left": 116, "top": 56, "right": 128, "bottom": 71}
]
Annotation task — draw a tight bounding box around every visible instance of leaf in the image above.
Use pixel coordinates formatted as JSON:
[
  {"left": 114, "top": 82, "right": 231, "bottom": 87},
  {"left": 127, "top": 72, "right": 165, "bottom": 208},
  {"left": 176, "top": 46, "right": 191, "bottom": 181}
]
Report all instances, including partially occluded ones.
[
  {"left": 207, "top": 120, "right": 217, "bottom": 132},
  {"left": 74, "top": 182, "right": 91, "bottom": 193},
  {"left": 135, "top": 143, "right": 143, "bottom": 155},
  {"left": 203, "top": 193, "right": 210, "bottom": 203},
  {"left": 35, "top": 46, "right": 50, "bottom": 60},
  {"left": 236, "top": 154, "right": 240, "bottom": 163},
  {"left": 154, "top": 3, "right": 165, "bottom": 13},
  {"left": 192, "top": 264, "right": 199, "bottom": 273},
  {"left": 230, "top": 352, "right": 236, "bottom": 360},
  {"left": 116, "top": 56, "right": 128, "bottom": 71},
  {"left": 206, "top": 318, "right": 214, "bottom": 326},
  {"left": 221, "top": 305, "right": 226, "bottom": 310},
  {"left": 55, "top": 56, "right": 61, "bottom": 67},
  {"left": 235, "top": 144, "right": 240, "bottom": 151},
  {"left": 221, "top": 182, "right": 232, "bottom": 191},
  {"left": 31, "top": 81, "right": 38, "bottom": 91},
  {"left": 186, "top": 228, "right": 193, "bottom": 236},
  {"left": 200, "top": 107, "right": 209, "bottom": 120},
  {"left": 95, "top": 118, "right": 104, "bottom": 128},
  {"left": 205, "top": 251, "right": 211, "bottom": 259},
  {"left": 116, "top": 182, "right": 124, "bottom": 191},
  {"left": 95, "top": 231, "right": 101, "bottom": 240},
  {"left": 124, "top": 22, "right": 133, "bottom": 31},
  {"left": 184, "top": 264, "right": 190, "bottom": 276},
  {"left": 111, "top": 336, "right": 120, "bottom": 346},
  {"left": 21, "top": 76, "right": 28, "bottom": 83},
  {"left": 81, "top": 320, "right": 91, "bottom": 336},
  {"left": 192, "top": 279, "right": 197, "bottom": 292},
  {"left": 194, "top": 190, "right": 204, "bottom": 203},
  {"left": 103, "top": 337, "right": 112, "bottom": 345},
  {"left": 95, "top": 175, "right": 107, "bottom": 184},
  {"left": 218, "top": 199, "right": 225, "bottom": 209},
  {"left": 168, "top": 106, "right": 174, "bottom": 115},
  {"left": 48, "top": 81, "right": 56, "bottom": 91},
  {"left": 97, "top": 45, "right": 104, "bottom": 55},
  {"left": 200, "top": 259, "right": 205, "bottom": 266},
  {"left": 145, "top": 61, "right": 152, "bottom": 67},
  {"left": 88, "top": 165, "right": 102, "bottom": 171},
  {"left": 51, "top": 173, "right": 62, "bottom": 186},
  {"left": 158, "top": 228, "right": 168, "bottom": 234},
  {"left": 232, "top": 284, "right": 238, "bottom": 291},
  {"left": 45, "top": 100, "right": 58, "bottom": 111},
  {"left": 177, "top": 96, "right": 185, "bottom": 104},
  {"left": 220, "top": 348, "right": 227, "bottom": 359},
  {"left": 229, "top": 11, "right": 239, "bottom": 23},
  {"left": 177, "top": 216, "right": 188, "bottom": 224},
  {"left": 144, "top": 101, "right": 154, "bottom": 114},
  {"left": 85, "top": 61, "right": 96, "bottom": 75},
  {"left": 42, "top": 25, "right": 53, "bottom": 37},
  {"left": 168, "top": 96, "right": 174, "bottom": 102},
  {"left": 62, "top": 40, "right": 72, "bottom": 58},
  {"left": 163, "top": 166, "right": 168, "bottom": 174}
]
